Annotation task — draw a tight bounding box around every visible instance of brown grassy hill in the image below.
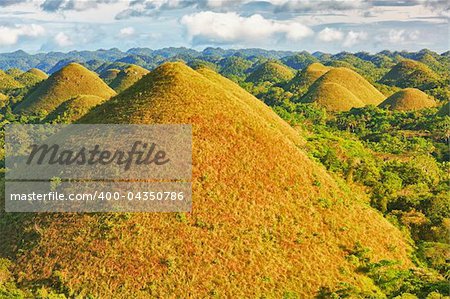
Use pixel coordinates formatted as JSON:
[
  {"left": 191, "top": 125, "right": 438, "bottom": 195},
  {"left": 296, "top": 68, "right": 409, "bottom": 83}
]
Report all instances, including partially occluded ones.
[
  {"left": 99, "top": 68, "right": 120, "bottom": 84},
  {"left": 4, "top": 62, "right": 412, "bottom": 298},
  {"left": 109, "top": 64, "right": 149, "bottom": 93},
  {"left": 302, "top": 82, "right": 365, "bottom": 112},
  {"left": 15, "top": 68, "right": 48, "bottom": 87},
  {"left": 437, "top": 101, "right": 449, "bottom": 117},
  {"left": 5, "top": 68, "right": 24, "bottom": 77},
  {"left": 43, "top": 94, "right": 106, "bottom": 123},
  {"left": 284, "top": 62, "right": 331, "bottom": 93},
  {"left": 379, "top": 88, "right": 437, "bottom": 111},
  {"left": 379, "top": 59, "right": 440, "bottom": 90},
  {"left": 13, "top": 63, "right": 116, "bottom": 116},
  {"left": 246, "top": 61, "right": 295, "bottom": 84},
  {"left": 0, "top": 70, "right": 23, "bottom": 91}
]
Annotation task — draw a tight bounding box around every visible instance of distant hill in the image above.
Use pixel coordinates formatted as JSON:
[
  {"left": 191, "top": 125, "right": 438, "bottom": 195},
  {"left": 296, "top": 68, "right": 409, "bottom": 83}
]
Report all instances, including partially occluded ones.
[
  {"left": 281, "top": 52, "right": 318, "bottom": 70},
  {"left": 44, "top": 94, "right": 106, "bottom": 123},
  {"left": 14, "top": 63, "right": 116, "bottom": 116},
  {"left": 379, "top": 88, "right": 437, "bottom": 111},
  {"left": 301, "top": 67, "right": 385, "bottom": 111},
  {"left": 284, "top": 62, "right": 331, "bottom": 93},
  {"left": 109, "top": 64, "right": 149, "bottom": 93},
  {"left": 99, "top": 68, "right": 120, "bottom": 84},
  {"left": 15, "top": 68, "right": 48, "bottom": 87},
  {"left": 246, "top": 61, "right": 295, "bottom": 84},
  {"left": 379, "top": 59, "right": 440, "bottom": 90},
  {"left": 5, "top": 62, "right": 412, "bottom": 297}
]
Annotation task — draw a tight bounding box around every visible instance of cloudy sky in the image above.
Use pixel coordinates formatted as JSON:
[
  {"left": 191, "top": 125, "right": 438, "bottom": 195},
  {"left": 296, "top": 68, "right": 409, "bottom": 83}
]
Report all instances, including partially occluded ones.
[{"left": 0, "top": 0, "right": 448, "bottom": 54}]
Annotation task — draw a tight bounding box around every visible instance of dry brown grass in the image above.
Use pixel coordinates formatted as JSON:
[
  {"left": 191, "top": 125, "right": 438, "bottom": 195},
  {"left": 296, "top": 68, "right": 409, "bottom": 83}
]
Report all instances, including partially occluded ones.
[
  {"left": 109, "top": 64, "right": 150, "bottom": 93},
  {"left": 379, "top": 88, "right": 437, "bottom": 111},
  {"left": 246, "top": 61, "right": 295, "bottom": 84},
  {"left": 13, "top": 63, "right": 116, "bottom": 116},
  {"left": 4, "top": 62, "right": 413, "bottom": 298},
  {"left": 285, "top": 62, "right": 331, "bottom": 93}
]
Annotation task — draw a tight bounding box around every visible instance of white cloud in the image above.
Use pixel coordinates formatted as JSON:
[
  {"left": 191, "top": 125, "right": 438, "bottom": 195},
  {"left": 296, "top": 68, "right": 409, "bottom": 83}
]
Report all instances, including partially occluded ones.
[
  {"left": 317, "top": 27, "right": 344, "bottom": 42},
  {"left": 386, "top": 29, "right": 420, "bottom": 44},
  {"left": 342, "top": 30, "right": 367, "bottom": 47},
  {"left": 180, "top": 11, "right": 313, "bottom": 45},
  {"left": 0, "top": 24, "right": 45, "bottom": 46},
  {"left": 54, "top": 32, "right": 73, "bottom": 47},
  {"left": 118, "top": 26, "right": 135, "bottom": 38}
]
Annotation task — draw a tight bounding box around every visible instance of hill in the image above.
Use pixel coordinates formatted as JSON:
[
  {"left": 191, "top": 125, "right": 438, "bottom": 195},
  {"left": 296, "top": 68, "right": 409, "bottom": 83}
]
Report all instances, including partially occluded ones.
[
  {"left": 302, "top": 82, "right": 365, "bottom": 111},
  {"left": 301, "top": 67, "right": 385, "bottom": 111},
  {"left": 13, "top": 63, "right": 116, "bottom": 116},
  {"left": 0, "top": 70, "right": 23, "bottom": 91},
  {"left": 109, "top": 64, "right": 149, "bottom": 93},
  {"left": 43, "top": 94, "right": 106, "bottom": 123},
  {"left": 284, "top": 62, "right": 331, "bottom": 93},
  {"left": 379, "top": 59, "right": 440, "bottom": 90},
  {"left": 99, "top": 68, "right": 120, "bottom": 84},
  {"left": 245, "top": 61, "right": 295, "bottom": 84},
  {"left": 15, "top": 68, "right": 48, "bottom": 87},
  {"left": 379, "top": 88, "right": 437, "bottom": 111},
  {"left": 0, "top": 92, "right": 8, "bottom": 108},
  {"left": 4, "top": 62, "right": 412, "bottom": 297}
]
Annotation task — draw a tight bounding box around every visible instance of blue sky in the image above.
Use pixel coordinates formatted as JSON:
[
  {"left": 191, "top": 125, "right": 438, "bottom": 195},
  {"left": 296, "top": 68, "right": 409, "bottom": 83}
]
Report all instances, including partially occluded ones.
[{"left": 0, "top": 0, "right": 448, "bottom": 54}]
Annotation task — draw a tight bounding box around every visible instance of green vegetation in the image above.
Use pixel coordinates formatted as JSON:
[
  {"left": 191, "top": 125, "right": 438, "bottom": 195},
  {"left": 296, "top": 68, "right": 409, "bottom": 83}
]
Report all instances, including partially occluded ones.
[
  {"left": 44, "top": 94, "right": 106, "bottom": 123},
  {"left": 284, "top": 62, "right": 331, "bottom": 95},
  {"left": 99, "top": 68, "right": 120, "bottom": 84},
  {"left": 245, "top": 60, "right": 295, "bottom": 84}
]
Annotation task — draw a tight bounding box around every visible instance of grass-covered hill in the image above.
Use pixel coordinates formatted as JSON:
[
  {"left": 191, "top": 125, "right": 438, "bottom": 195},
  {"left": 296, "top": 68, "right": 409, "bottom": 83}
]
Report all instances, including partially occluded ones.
[
  {"left": 99, "top": 68, "right": 120, "bottom": 84},
  {"left": 0, "top": 70, "right": 23, "bottom": 91},
  {"left": 14, "top": 68, "right": 48, "bottom": 87},
  {"left": 379, "top": 59, "right": 441, "bottom": 90},
  {"left": 300, "top": 67, "right": 385, "bottom": 111},
  {"left": 43, "top": 94, "right": 106, "bottom": 123},
  {"left": 109, "top": 64, "right": 149, "bottom": 93},
  {"left": 13, "top": 62, "right": 116, "bottom": 116},
  {"left": 2, "top": 62, "right": 413, "bottom": 298},
  {"left": 379, "top": 88, "right": 437, "bottom": 111},
  {"left": 284, "top": 62, "right": 331, "bottom": 93},
  {"left": 246, "top": 60, "right": 295, "bottom": 84}
]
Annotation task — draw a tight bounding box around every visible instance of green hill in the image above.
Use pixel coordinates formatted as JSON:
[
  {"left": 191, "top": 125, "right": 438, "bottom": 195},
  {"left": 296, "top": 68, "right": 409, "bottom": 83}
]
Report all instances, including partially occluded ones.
[
  {"left": 246, "top": 61, "right": 295, "bottom": 84},
  {"left": 379, "top": 88, "right": 437, "bottom": 111},
  {"left": 13, "top": 63, "right": 116, "bottom": 116},
  {"left": 109, "top": 64, "right": 149, "bottom": 93},
  {"left": 301, "top": 67, "right": 385, "bottom": 111},
  {"left": 43, "top": 94, "right": 106, "bottom": 123},
  {"left": 379, "top": 59, "right": 440, "bottom": 90},
  {"left": 284, "top": 62, "right": 331, "bottom": 93},
  {"left": 0, "top": 70, "right": 23, "bottom": 91},
  {"left": 99, "top": 68, "right": 120, "bottom": 84},
  {"left": 4, "top": 62, "right": 413, "bottom": 297},
  {"left": 5, "top": 68, "right": 24, "bottom": 77},
  {"left": 15, "top": 68, "right": 48, "bottom": 87}
]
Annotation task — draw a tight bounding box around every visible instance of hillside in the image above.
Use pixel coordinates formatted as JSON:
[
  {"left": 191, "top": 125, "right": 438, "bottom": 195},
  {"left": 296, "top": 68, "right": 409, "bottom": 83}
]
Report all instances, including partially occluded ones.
[
  {"left": 3, "top": 62, "right": 413, "bottom": 297},
  {"left": 109, "top": 64, "right": 149, "bottom": 93},
  {"left": 0, "top": 70, "right": 23, "bottom": 91},
  {"left": 379, "top": 88, "right": 437, "bottom": 111},
  {"left": 13, "top": 63, "right": 116, "bottom": 116},
  {"left": 284, "top": 62, "right": 331, "bottom": 93},
  {"left": 245, "top": 61, "right": 295, "bottom": 84},
  {"left": 379, "top": 59, "right": 440, "bottom": 90},
  {"left": 43, "top": 94, "right": 106, "bottom": 123},
  {"left": 301, "top": 67, "right": 385, "bottom": 111},
  {"left": 437, "top": 101, "right": 449, "bottom": 117}
]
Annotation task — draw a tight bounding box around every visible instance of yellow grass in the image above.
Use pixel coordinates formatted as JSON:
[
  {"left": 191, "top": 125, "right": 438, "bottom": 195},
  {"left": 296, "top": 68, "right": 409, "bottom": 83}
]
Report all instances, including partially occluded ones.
[
  {"left": 109, "top": 64, "right": 150, "bottom": 93},
  {"left": 379, "top": 88, "right": 437, "bottom": 111},
  {"left": 44, "top": 94, "right": 106, "bottom": 123}
]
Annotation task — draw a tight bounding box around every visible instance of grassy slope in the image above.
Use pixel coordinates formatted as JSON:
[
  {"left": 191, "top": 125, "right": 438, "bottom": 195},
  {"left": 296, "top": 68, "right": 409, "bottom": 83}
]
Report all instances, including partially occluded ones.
[
  {"left": 43, "top": 94, "right": 106, "bottom": 123},
  {"left": 109, "top": 64, "right": 149, "bottom": 93},
  {"left": 0, "top": 70, "right": 23, "bottom": 91},
  {"left": 2, "top": 62, "right": 413, "bottom": 298},
  {"left": 379, "top": 88, "right": 437, "bottom": 111},
  {"left": 99, "top": 68, "right": 120, "bottom": 84},
  {"left": 15, "top": 69, "right": 48, "bottom": 87},
  {"left": 13, "top": 63, "right": 116, "bottom": 116},
  {"left": 303, "top": 82, "right": 365, "bottom": 112},
  {"left": 380, "top": 59, "right": 440, "bottom": 89},
  {"left": 246, "top": 61, "right": 295, "bottom": 84}
]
